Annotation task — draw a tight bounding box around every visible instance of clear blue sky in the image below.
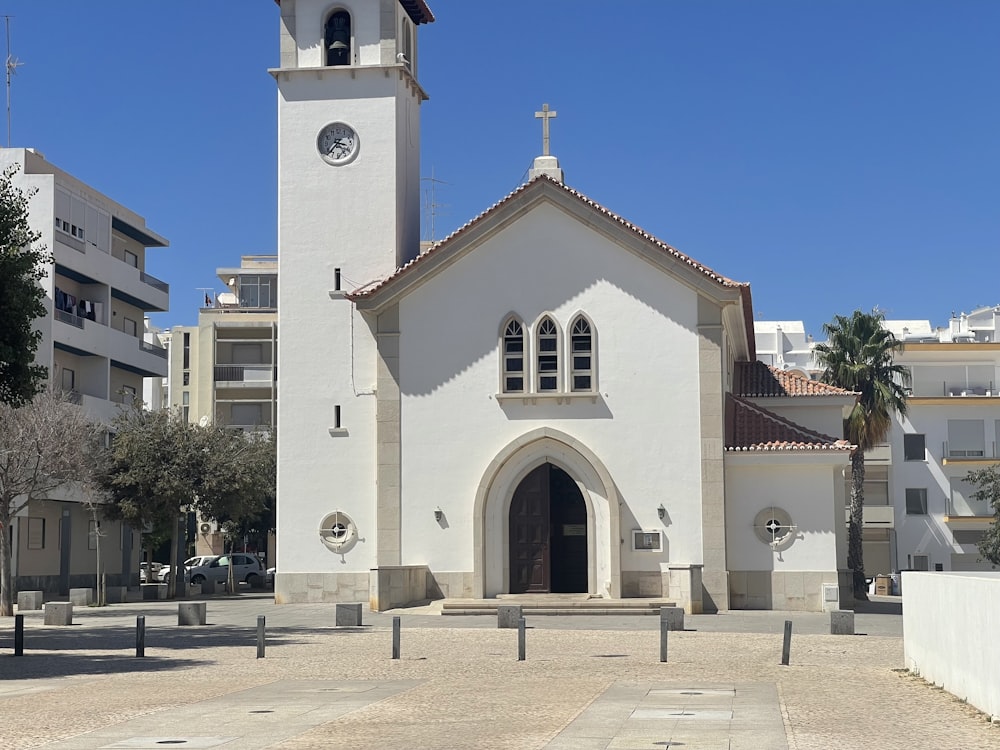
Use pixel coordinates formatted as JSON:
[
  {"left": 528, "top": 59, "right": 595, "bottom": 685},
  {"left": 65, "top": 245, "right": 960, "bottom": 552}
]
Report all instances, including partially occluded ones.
[{"left": 8, "top": 1, "right": 1000, "bottom": 337}]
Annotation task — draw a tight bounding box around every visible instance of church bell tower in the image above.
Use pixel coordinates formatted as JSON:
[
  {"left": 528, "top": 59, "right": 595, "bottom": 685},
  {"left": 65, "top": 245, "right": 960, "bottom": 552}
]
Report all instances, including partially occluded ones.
[
  {"left": 272, "top": 0, "right": 433, "bottom": 282},
  {"left": 271, "top": 0, "right": 435, "bottom": 597}
]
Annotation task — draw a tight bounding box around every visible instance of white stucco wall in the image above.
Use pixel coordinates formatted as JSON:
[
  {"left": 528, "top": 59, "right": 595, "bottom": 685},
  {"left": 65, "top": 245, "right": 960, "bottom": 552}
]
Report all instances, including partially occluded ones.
[
  {"left": 903, "top": 571, "right": 1000, "bottom": 720},
  {"left": 725, "top": 458, "right": 844, "bottom": 571},
  {"left": 394, "top": 201, "right": 706, "bottom": 592},
  {"left": 757, "top": 400, "right": 846, "bottom": 443}
]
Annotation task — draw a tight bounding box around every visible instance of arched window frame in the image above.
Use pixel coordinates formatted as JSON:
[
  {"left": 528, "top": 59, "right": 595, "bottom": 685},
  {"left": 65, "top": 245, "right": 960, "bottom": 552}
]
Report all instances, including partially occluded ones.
[
  {"left": 500, "top": 316, "right": 526, "bottom": 394},
  {"left": 323, "top": 8, "right": 353, "bottom": 67},
  {"left": 534, "top": 314, "right": 562, "bottom": 393},
  {"left": 400, "top": 17, "right": 413, "bottom": 70},
  {"left": 568, "top": 313, "right": 597, "bottom": 393}
]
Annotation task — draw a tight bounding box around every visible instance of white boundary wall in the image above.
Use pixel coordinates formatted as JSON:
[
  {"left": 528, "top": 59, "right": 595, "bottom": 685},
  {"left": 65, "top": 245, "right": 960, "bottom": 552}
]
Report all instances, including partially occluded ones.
[{"left": 903, "top": 571, "right": 1000, "bottom": 720}]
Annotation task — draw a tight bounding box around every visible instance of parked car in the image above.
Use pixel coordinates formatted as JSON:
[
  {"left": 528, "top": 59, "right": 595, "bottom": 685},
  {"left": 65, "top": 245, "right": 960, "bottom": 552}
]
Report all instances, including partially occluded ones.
[
  {"left": 188, "top": 553, "right": 265, "bottom": 587},
  {"left": 266, "top": 567, "right": 276, "bottom": 585},
  {"left": 139, "top": 562, "right": 164, "bottom": 583},
  {"left": 158, "top": 556, "right": 215, "bottom": 583}
]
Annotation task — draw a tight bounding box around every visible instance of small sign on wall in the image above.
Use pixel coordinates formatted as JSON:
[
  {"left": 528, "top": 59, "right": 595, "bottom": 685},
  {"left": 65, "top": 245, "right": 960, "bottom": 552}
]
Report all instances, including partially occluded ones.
[
  {"left": 562, "top": 524, "right": 586, "bottom": 537},
  {"left": 632, "top": 529, "right": 662, "bottom": 551}
]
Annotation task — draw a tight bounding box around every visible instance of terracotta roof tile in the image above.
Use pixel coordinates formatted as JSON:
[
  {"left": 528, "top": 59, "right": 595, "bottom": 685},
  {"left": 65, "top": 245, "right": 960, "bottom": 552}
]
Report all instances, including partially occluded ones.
[
  {"left": 725, "top": 395, "right": 854, "bottom": 452},
  {"left": 734, "top": 361, "right": 856, "bottom": 398},
  {"left": 348, "top": 174, "right": 749, "bottom": 300}
]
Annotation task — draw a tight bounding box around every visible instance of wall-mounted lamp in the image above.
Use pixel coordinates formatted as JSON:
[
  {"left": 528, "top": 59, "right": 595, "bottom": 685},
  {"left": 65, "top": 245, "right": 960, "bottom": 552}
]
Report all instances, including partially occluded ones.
[
  {"left": 657, "top": 504, "right": 666, "bottom": 520},
  {"left": 434, "top": 507, "right": 443, "bottom": 522}
]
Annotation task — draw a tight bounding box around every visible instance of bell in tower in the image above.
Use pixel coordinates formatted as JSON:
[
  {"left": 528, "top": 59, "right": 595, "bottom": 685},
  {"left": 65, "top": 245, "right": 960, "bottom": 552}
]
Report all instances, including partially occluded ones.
[{"left": 325, "top": 11, "right": 351, "bottom": 67}]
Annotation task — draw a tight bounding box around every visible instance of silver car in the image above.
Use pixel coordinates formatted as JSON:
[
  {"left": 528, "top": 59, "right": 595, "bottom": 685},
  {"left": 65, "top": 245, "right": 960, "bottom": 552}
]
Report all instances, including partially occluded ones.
[{"left": 188, "top": 553, "right": 265, "bottom": 587}]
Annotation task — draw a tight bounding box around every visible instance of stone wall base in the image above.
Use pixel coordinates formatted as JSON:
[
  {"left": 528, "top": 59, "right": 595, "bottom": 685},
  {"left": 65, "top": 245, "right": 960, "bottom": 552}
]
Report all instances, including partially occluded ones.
[{"left": 729, "top": 570, "right": 840, "bottom": 611}]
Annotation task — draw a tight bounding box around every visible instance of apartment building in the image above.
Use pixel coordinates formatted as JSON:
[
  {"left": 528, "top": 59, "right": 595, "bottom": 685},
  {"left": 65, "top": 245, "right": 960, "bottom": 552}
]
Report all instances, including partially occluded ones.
[
  {"left": 168, "top": 255, "right": 277, "bottom": 559},
  {"left": 756, "top": 309, "right": 1000, "bottom": 579},
  {"left": 2, "top": 147, "right": 170, "bottom": 593}
]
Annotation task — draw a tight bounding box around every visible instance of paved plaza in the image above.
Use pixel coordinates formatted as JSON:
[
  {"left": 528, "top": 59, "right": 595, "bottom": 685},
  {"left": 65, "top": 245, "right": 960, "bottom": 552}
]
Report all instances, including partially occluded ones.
[{"left": 0, "top": 594, "right": 997, "bottom": 749}]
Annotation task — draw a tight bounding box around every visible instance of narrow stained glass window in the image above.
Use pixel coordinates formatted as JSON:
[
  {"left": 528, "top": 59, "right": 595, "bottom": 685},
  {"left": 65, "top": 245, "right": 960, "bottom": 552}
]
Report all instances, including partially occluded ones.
[
  {"left": 537, "top": 317, "right": 559, "bottom": 392},
  {"left": 570, "top": 316, "right": 593, "bottom": 392},
  {"left": 503, "top": 319, "right": 525, "bottom": 393}
]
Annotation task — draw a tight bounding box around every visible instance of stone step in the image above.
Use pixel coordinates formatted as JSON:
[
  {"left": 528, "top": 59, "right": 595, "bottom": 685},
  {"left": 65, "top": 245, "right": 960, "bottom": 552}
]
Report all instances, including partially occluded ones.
[{"left": 440, "top": 598, "right": 677, "bottom": 616}]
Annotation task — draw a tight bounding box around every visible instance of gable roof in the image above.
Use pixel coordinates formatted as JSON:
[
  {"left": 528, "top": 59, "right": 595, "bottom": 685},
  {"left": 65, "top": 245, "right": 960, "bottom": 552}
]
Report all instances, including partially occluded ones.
[
  {"left": 734, "top": 361, "right": 857, "bottom": 398},
  {"left": 725, "top": 395, "right": 854, "bottom": 452},
  {"left": 349, "top": 175, "right": 756, "bottom": 356}
]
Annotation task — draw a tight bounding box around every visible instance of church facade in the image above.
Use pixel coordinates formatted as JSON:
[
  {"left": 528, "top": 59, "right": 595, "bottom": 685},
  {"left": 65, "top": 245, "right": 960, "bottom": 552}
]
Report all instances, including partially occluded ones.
[{"left": 272, "top": 0, "right": 857, "bottom": 612}]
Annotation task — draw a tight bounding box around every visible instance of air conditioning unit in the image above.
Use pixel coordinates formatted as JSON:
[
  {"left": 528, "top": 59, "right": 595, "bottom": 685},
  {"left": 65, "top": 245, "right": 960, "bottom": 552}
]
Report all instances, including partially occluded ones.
[{"left": 199, "top": 521, "right": 218, "bottom": 535}]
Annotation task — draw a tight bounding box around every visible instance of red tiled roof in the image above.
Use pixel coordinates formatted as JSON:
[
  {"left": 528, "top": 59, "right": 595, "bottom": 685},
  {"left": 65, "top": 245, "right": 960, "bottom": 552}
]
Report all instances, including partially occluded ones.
[
  {"left": 348, "top": 174, "right": 750, "bottom": 300},
  {"left": 725, "top": 395, "right": 854, "bottom": 452},
  {"left": 734, "top": 361, "right": 856, "bottom": 398}
]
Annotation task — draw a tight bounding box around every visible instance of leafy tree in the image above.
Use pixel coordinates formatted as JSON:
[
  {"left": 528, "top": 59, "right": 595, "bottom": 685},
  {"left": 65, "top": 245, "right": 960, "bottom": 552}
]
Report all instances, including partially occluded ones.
[
  {"left": 814, "top": 308, "right": 909, "bottom": 599},
  {"left": 93, "top": 406, "right": 275, "bottom": 596},
  {"left": 0, "top": 389, "right": 101, "bottom": 616},
  {"left": 0, "top": 164, "right": 51, "bottom": 407},
  {"left": 966, "top": 466, "right": 1000, "bottom": 567}
]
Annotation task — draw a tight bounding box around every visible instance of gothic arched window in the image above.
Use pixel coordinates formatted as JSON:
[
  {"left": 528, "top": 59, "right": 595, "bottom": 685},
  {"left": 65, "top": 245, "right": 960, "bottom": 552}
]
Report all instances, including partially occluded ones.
[
  {"left": 400, "top": 18, "right": 412, "bottom": 68},
  {"left": 536, "top": 316, "right": 560, "bottom": 392},
  {"left": 325, "top": 11, "right": 352, "bottom": 67},
  {"left": 570, "top": 316, "right": 594, "bottom": 392},
  {"left": 502, "top": 318, "right": 525, "bottom": 393}
]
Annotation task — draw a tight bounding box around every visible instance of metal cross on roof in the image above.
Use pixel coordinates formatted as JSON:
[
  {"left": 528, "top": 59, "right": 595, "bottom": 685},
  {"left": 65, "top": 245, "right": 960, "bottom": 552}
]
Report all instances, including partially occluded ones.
[{"left": 534, "top": 103, "right": 557, "bottom": 156}]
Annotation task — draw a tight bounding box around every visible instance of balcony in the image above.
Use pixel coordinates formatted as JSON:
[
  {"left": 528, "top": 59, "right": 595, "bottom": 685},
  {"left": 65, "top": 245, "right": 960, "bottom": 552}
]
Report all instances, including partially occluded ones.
[
  {"left": 849, "top": 505, "right": 895, "bottom": 529},
  {"left": 139, "top": 270, "right": 169, "bottom": 293},
  {"left": 941, "top": 441, "right": 1000, "bottom": 465},
  {"left": 944, "top": 493, "right": 995, "bottom": 528},
  {"left": 213, "top": 364, "right": 275, "bottom": 385}
]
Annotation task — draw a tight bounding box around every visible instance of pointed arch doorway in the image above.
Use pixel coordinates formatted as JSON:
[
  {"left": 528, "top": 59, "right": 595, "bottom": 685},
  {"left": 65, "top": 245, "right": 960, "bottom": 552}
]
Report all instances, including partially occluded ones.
[{"left": 509, "top": 463, "right": 588, "bottom": 593}]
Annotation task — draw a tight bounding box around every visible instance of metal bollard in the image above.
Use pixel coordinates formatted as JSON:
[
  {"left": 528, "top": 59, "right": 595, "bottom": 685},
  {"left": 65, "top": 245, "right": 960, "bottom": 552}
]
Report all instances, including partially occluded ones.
[
  {"left": 517, "top": 617, "right": 526, "bottom": 661},
  {"left": 14, "top": 614, "right": 23, "bottom": 656},
  {"left": 256, "top": 615, "right": 266, "bottom": 659},
  {"left": 136, "top": 615, "right": 146, "bottom": 658},
  {"left": 781, "top": 620, "right": 792, "bottom": 666},
  {"left": 392, "top": 616, "right": 400, "bottom": 660},
  {"left": 660, "top": 617, "right": 668, "bottom": 663}
]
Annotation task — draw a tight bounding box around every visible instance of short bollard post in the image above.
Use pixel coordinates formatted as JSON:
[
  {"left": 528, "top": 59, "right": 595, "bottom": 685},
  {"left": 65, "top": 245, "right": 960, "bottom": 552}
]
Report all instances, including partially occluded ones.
[
  {"left": 391, "top": 616, "right": 401, "bottom": 660},
  {"left": 136, "top": 615, "right": 146, "bottom": 658},
  {"left": 517, "top": 617, "right": 526, "bottom": 661},
  {"left": 14, "top": 614, "right": 24, "bottom": 656},
  {"left": 781, "top": 620, "right": 792, "bottom": 666},
  {"left": 660, "top": 617, "right": 668, "bottom": 663},
  {"left": 256, "top": 615, "right": 266, "bottom": 659}
]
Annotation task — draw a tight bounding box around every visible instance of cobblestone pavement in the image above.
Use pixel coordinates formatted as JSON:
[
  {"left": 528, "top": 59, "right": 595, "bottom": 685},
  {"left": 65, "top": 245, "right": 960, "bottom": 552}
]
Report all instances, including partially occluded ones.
[{"left": 0, "top": 595, "right": 996, "bottom": 749}]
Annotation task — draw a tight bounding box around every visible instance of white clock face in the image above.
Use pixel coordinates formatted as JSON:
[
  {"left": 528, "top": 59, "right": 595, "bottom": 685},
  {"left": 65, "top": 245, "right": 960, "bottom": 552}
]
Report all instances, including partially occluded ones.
[{"left": 317, "top": 122, "right": 359, "bottom": 165}]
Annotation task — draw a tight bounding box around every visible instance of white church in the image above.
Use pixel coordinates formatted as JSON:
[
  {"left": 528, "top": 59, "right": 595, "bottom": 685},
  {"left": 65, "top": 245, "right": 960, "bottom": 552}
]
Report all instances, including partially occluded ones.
[{"left": 272, "top": 0, "right": 858, "bottom": 613}]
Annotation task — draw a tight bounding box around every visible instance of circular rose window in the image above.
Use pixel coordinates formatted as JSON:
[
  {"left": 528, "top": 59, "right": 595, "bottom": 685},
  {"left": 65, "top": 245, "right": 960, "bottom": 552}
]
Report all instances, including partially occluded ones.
[
  {"left": 753, "top": 506, "right": 795, "bottom": 549},
  {"left": 319, "top": 511, "right": 358, "bottom": 553}
]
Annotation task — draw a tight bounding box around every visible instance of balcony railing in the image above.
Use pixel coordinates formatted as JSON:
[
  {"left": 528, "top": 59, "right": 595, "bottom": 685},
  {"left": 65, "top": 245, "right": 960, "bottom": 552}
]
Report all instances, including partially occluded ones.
[
  {"left": 139, "top": 340, "right": 168, "bottom": 359},
  {"left": 139, "top": 270, "right": 169, "bottom": 293},
  {"left": 942, "top": 441, "right": 998, "bottom": 460},
  {"left": 54, "top": 309, "right": 85, "bottom": 329},
  {"left": 214, "top": 364, "right": 275, "bottom": 383}
]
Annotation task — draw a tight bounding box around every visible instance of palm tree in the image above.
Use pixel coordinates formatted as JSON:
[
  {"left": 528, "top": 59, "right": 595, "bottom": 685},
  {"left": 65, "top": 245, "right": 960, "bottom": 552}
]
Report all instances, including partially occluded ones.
[{"left": 814, "top": 309, "right": 909, "bottom": 600}]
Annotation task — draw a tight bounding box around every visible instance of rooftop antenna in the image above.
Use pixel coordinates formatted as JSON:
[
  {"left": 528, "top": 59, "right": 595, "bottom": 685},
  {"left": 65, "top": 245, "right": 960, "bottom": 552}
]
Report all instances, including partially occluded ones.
[
  {"left": 4, "top": 16, "right": 22, "bottom": 148},
  {"left": 421, "top": 167, "right": 449, "bottom": 244}
]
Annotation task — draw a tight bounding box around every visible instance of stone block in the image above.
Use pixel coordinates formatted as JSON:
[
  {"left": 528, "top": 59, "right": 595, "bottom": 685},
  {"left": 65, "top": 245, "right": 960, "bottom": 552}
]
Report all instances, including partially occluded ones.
[
  {"left": 17, "top": 591, "right": 43, "bottom": 610},
  {"left": 660, "top": 606, "right": 685, "bottom": 631},
  {"left": 178, "top": 601, "right": 207, "bottom": 626},
  {"left": 497, "top": 604, "right": 522, "bottom": 629},
  {"left": 336, "top": 602, "right": 363, "bottom": 626},
  {"left": 69, "top": 588, "right": 93, "bottom": 606},
  {"left": 142, "top": 584, "right": 167, "bottom": 600},
  {"left": 830, "top": 610, "right": 855, "bottom": 635},
  {"left": 44, "top": 602, "right": 73, "bottom": 626},
  {"left": 105, "top": 586, "right": 128, "bottom": 604}
]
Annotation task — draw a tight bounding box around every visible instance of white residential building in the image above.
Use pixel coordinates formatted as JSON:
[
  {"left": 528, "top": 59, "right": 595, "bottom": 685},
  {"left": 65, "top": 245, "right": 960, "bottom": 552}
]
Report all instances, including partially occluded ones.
[
  {"left": 2, "top": 146, "right": 170, "bottom": 594},
  {"left": 756, "top": 309, "right": 1000, "bottom": 579}
]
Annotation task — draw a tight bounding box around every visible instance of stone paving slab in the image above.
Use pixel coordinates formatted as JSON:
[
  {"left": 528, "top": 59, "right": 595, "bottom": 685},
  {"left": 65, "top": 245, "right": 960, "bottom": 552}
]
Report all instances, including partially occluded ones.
[{"left": 0, "top": 596, "right": 996, "bottom": 750}]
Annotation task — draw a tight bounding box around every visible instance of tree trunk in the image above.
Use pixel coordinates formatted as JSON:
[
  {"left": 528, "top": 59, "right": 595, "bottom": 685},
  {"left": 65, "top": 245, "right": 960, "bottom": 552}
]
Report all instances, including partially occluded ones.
[
  {"left": 848, "top": 450, "right": 869, "bottom": 600},
  {"left": 167, "top": 523, "right": 179, "bottom": 599},
  {"left": 0, "top": 507, "right": 13, "bottom": 617}
]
